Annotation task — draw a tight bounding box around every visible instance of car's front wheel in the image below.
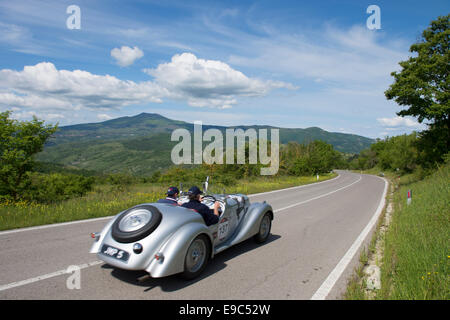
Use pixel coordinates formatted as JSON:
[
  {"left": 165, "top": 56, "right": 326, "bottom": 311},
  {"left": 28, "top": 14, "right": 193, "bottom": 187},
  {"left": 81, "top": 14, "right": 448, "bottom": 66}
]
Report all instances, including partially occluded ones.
[
  {"left": 181, "top": 234, "right": 211, "bottom": 280},
  {"left": 254, "top": 212, "right": 272, "bottom": 243}
]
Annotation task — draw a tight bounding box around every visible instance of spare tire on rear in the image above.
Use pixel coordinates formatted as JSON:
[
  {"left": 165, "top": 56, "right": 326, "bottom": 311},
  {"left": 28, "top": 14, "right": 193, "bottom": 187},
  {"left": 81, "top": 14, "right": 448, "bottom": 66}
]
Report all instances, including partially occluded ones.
[{"left": 111, "top": 205, "right": 162, "bottom": 243}]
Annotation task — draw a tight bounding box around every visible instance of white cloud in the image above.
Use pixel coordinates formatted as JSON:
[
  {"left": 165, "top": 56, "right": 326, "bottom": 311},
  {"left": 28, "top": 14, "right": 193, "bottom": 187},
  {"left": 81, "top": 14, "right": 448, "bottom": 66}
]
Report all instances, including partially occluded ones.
[
  {"left": 143, "top": 52, "right": 296, "bottom": 109},
  {"left": 0, "top": 54, "right": 293, "bottom": 119},
  {"left": 377, "top": 116, "right": 421, "bottom": 128},
  {"left": 228, "top": 25, "right": 406, "bottom": 91},
  {"left": 0, "top": 62, "right": 165, "bottom": 112},
  {"left": 46, "top": 113, "right": 65, "bottom": 120},
  {"left": 97, "top": 113, "right": 113, "bottom": 121},
  {"left": 111, "top": 46, "right": 144, "bottom": 67},
  {"left": 9, "top": 110, "right": 63, "bottom": 121},
  {"left": 0, "top": 22, "right": 30, "bottom": 43}
]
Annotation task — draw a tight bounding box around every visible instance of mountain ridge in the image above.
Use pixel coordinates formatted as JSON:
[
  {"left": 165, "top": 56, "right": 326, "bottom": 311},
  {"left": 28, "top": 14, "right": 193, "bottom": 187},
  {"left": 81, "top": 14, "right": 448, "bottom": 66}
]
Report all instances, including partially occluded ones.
[{"left": 37, "top": 112, "right": 374, "bottom": 175}]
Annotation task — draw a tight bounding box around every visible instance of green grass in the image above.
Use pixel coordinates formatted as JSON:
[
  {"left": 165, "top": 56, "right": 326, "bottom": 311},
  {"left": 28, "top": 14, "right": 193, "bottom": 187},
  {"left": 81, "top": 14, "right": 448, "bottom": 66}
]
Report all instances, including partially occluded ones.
[
  {"left": 0, "top": 173, "right": 336, "bottom": 231},
  {"left": 345, "top": 163, "right": 449, "bottom": 300},
  {"left": 377, "top": 163, "right": 449, "bottom": 299}
]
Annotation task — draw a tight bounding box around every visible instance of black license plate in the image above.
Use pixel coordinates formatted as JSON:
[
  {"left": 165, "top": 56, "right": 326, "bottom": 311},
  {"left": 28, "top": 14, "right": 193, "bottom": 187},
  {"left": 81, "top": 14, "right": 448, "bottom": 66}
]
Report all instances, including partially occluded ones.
[{"left": 101, "top": 244, "right": 129, "bottom": 262}]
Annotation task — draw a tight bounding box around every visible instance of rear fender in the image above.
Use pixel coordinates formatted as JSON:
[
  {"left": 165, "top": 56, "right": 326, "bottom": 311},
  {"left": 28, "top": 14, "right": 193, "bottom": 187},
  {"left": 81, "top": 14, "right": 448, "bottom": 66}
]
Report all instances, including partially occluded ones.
[
  {"left": 89, "top": 214, "right": 120, "bottom": 254},
  {"left": 146, "top": 222, "right": 213, "bottom": 278}
]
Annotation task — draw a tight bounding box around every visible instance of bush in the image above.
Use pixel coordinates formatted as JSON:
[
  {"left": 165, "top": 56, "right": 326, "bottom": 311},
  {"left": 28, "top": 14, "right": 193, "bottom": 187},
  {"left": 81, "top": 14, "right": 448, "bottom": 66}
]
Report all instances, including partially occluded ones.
[
  {"left": 22, "top": 173, "right": 95, "bottom": 203},
  {"left": 106, "top": 173, "right": 135, "bottom": 186},
  {"left": 0, "top": 111, "right": 58, "bottom": 200},
  {"left": 216, "top": 174, "right": 237, "bottom": 186}
]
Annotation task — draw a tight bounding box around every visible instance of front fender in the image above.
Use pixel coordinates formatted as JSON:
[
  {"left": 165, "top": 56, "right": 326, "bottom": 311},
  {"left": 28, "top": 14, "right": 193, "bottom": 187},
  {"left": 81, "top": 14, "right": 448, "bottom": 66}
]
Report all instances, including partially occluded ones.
[
  {"left": 229, "top": 202, "right": 273, "bottom": 247},
  {"left": 146, "top": 222, "right": 213, "bottom": 278}
]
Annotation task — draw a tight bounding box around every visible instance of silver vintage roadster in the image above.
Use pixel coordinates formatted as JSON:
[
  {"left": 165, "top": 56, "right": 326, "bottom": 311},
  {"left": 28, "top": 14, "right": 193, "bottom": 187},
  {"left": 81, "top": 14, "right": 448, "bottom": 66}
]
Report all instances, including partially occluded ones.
[{"left": 90, "top": 179, "right": 273, "bottom": 280}]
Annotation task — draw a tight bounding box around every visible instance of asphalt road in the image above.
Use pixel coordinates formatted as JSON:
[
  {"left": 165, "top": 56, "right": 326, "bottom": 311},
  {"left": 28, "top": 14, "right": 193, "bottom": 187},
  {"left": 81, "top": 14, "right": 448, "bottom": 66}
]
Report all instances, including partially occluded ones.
[{"left": 0, "top": 170, "right": 387, "bottom": 300}]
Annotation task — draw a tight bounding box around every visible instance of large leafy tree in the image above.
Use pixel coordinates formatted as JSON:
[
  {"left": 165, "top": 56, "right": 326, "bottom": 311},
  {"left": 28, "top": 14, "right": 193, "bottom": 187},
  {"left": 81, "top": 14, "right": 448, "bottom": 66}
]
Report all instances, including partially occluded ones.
[
  {"left": 0, "top": 111, "right": 58, "bottom": 200},
  {"left": 385, "top": 15, "right": 449, "bottom": 160}
]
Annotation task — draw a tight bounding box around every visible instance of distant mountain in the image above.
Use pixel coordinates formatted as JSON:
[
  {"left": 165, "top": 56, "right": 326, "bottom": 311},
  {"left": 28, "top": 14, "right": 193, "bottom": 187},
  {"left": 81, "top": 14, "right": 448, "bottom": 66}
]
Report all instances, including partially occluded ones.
[{"left": 37, "top": 113, "right": 374, "bottom": 175}]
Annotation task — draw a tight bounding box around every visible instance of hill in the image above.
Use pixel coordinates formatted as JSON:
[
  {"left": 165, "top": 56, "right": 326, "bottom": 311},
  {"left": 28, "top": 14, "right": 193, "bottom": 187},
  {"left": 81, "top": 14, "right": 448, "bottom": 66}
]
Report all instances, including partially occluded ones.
[{"left": 36, "top": 113, "right": 374, "bottom": 175}]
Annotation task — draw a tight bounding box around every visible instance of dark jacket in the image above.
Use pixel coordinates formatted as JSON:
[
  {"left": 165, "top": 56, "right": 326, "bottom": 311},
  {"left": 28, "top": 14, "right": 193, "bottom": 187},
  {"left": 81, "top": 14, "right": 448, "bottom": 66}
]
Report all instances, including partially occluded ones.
[
  {"left": 157, "top": 197, "right": 178, "bottom": 205},
  {"left": 182, "top": 200, "right": 219, "bottom": 226}
]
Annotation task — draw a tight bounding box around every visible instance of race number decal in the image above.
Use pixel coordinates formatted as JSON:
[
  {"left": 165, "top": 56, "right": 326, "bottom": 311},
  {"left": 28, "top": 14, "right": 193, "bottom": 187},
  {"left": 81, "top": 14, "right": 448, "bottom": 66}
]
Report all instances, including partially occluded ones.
[{"left": 218, "top": 218, "right": 229, "bottom": 241}]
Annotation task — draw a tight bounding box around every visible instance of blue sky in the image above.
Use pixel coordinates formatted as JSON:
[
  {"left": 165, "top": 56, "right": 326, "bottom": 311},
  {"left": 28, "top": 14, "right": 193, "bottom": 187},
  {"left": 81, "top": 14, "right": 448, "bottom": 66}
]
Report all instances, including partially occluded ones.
[{"left": 0, "top": 0, "right": 448, "bottom": 138}]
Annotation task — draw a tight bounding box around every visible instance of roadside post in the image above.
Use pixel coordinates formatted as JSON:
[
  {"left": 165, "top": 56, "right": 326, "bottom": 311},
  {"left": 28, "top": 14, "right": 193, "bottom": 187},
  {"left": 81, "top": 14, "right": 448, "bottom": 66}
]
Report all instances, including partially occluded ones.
[{"left": 407, "top": 190, "right": 412, "bottom": 205}]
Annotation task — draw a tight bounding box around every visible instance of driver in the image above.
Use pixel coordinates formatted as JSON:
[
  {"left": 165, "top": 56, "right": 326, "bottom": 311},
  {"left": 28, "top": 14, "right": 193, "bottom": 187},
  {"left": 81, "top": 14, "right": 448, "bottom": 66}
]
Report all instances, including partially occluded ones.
[
  {"left": 157, "top": 186, "right": 179, "bottom": 205},
  {"left": 181, "top": 186, "right": 220, "bottom": 226}
]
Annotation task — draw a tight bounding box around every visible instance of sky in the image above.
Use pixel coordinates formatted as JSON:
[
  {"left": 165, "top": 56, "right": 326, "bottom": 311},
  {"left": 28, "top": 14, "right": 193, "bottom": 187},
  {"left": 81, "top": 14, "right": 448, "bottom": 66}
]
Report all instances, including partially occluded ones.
[{"left": 0, "top": 0, "right": 448, "bottom": 139}]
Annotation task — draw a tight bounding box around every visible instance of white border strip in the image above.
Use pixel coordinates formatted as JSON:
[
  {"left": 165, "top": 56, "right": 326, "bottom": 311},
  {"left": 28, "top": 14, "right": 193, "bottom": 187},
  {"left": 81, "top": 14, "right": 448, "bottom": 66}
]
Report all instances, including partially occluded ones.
[{"left": 310, "top": 176, "right": 389, "bottom": 300}]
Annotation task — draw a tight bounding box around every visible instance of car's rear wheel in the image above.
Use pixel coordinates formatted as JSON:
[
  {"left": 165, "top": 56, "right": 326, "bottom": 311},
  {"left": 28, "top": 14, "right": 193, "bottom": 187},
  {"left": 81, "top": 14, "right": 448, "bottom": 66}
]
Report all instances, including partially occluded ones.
[
  {"left": 111, "top": 205, "right": 162, "bottom": 243},
  {"left": 254, "top": 212, "right": 272, "bottom": 243},
  {"left": 181, "top": 234, "right": 211, "bottom": 280}
]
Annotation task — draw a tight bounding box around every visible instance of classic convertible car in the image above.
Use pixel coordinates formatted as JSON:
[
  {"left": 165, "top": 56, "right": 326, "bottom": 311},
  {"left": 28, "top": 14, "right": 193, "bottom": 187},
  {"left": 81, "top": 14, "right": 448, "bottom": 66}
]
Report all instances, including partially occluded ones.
[{"left": 90, "top": 179, "right": 273, "bottom": 280}]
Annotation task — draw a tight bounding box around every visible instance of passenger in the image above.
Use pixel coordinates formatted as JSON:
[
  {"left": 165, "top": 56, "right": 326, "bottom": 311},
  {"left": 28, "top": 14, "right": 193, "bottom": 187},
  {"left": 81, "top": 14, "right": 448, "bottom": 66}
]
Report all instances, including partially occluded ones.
[
  {"left": 157, "top": 186, "right": 179, "bottom": 205},
  {"left": 181, "top": 186, "right": 220, "bottom": 226}
]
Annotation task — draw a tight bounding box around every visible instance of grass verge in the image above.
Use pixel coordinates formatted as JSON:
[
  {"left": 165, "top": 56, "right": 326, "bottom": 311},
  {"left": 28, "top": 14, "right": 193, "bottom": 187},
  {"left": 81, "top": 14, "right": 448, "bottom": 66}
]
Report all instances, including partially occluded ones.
[
  {"left": 345, "top": 163, "right": 449, "bottom": 300},
  {"left": 377, "top": 163, "right": 449, "bottom": 299}
]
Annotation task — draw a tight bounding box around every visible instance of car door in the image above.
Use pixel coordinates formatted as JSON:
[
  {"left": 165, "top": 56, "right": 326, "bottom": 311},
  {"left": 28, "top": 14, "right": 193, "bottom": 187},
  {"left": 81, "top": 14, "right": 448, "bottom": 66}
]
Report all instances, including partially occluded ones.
[{"left": 212, "top": 197, "right": 240, "bottom": 246}]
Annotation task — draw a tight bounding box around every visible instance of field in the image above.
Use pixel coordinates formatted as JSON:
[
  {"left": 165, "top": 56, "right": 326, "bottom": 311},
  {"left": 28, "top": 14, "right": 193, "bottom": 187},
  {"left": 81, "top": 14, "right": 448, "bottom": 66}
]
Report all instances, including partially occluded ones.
[{"left": 0, "top": 173, "right": 336, "bottom": 231}]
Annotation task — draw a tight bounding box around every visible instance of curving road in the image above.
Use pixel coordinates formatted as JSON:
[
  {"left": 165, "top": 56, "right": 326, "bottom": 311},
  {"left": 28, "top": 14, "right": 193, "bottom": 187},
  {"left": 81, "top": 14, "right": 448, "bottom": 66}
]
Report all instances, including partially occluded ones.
[{"left": 0, "top": 171, "right": 387, "bottom": 300}]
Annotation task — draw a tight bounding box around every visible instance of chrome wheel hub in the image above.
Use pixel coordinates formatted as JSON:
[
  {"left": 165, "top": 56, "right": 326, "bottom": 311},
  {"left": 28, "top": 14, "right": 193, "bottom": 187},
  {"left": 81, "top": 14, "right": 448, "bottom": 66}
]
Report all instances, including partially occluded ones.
[
  {"left": 118, "top": 209, "right": 152, "bottom": 232},
  {"left": 186, "top": 239, "right": 206, "bottom": 273}
]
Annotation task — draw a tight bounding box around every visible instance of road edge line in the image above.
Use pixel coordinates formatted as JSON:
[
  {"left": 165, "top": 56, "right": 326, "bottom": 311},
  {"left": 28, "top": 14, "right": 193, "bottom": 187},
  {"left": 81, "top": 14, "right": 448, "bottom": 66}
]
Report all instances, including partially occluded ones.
[
  {"left": 310, "top": 175, "right": 389, "bottom": 300},
  {"left": 0, "top": 216, "right": 113, "bottom": 236}
]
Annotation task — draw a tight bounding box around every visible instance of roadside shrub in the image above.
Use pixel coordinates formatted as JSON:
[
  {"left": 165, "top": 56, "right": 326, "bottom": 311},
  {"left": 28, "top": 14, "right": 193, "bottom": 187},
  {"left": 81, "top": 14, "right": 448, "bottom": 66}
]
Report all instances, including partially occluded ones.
[
  {"left": 215, "top": 174, "right": 237, "bottom": 186},
  {"left": 106, "top": 173, "right": 134, "bottom": 186},
  {"left": 22, "top": 172, "right": 95, "bottom": 203}
]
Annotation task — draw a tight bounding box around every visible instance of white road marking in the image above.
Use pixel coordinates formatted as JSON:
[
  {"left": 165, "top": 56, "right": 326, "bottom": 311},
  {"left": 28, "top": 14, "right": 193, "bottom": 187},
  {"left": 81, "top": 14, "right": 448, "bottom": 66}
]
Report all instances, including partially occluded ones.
[
  {"left": 310, "top": 176, "right": 389, "bottom": 300},
  {"left": 274, "top": 175, "right": 362, "bottom": 213},
  {"left": 0, "top": 260, "right": 103, "bottom": 292},
  {"left": 0, "top": 216, "right": 113, "bottom": 236},
  {"left": 248, "top": 173, "right": 341, "bottom": 198}
]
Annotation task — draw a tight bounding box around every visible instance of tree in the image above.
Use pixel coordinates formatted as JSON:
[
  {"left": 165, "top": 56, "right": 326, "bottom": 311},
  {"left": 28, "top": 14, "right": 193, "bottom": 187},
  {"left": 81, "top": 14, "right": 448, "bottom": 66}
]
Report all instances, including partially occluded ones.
[
  {"left": 385, "top": 15, "right": 449, "bottom": 159},
  {"left": 0, "top": 111, "right": 58, "bottom": 200},
  {"left": 286, "top": 140, "right": 342, "bottom": 175}
]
